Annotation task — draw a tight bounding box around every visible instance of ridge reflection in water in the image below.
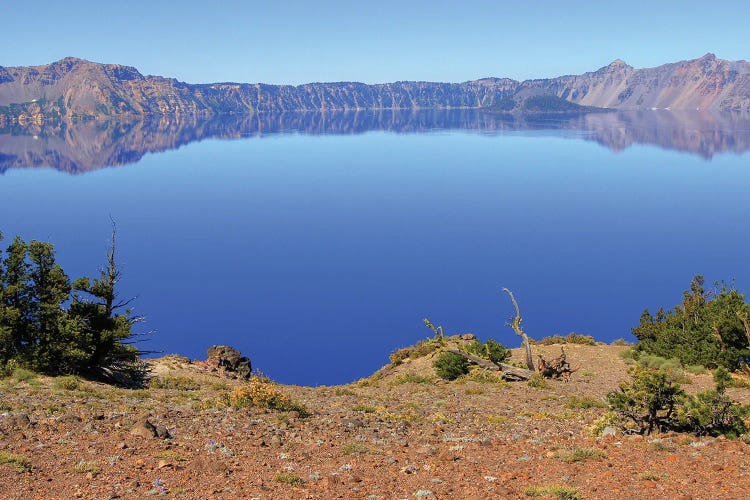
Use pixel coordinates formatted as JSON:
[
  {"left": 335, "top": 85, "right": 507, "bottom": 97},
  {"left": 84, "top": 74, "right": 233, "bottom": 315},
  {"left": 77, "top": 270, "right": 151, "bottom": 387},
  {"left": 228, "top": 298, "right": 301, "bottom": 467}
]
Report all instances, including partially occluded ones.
[{"left": 1, "top": 109, "right": 750, "bottom": 173}]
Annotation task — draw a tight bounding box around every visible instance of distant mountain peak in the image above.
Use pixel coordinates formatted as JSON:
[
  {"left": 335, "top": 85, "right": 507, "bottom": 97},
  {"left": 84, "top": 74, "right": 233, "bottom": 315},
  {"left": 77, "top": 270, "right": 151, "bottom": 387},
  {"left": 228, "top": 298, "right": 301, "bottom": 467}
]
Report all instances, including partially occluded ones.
[{"left": 2, "top": 54, "right": 750, "bottom": 119}]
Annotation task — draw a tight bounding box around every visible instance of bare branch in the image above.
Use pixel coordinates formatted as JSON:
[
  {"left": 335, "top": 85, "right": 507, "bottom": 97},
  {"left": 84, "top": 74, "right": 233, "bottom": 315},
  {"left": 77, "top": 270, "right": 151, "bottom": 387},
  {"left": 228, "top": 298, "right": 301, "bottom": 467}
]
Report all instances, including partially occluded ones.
[{"left": 502, "top": 288, "right": 535, "bottom": 371}]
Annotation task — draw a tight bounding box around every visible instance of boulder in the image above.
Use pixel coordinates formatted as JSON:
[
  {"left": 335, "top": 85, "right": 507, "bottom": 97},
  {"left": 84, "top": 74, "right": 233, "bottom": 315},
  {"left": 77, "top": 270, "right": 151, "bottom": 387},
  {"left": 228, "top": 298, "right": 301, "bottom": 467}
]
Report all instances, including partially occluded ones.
[
  {"left": 130, "top": 418, "right": 171, "bottom": 439},
  {"left": 206, "top": 345, "right": 252, "bottom": 379}
]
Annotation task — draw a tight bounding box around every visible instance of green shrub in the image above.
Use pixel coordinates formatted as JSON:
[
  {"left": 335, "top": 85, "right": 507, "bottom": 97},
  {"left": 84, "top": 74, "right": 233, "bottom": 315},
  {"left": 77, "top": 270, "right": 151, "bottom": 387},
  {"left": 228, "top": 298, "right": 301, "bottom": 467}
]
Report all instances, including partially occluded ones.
[
  {"left": 275, "top": 472, "right": 304, "bottom": 486},
  {"left": 0, "top": 451, "right": 31, "bottom": 473},
  {"left": 587, "top": 411, "right": 619, "bottom": 437},
  {"left": 675, "top": 367, "right": 749, "bottom": 437},
  {"left": 341, "top": 443, "right": 370, "bottom": 455},
  {"left": 54, "top": 375, "right": 81, "bottom": 391},
  {"left": 633, "top": 276, "right": 750, "bottom": 370},
  {"left": 535, "top": 333, "right": 596, "bottom": 346},
  {"left": 565, "top": 395, "right": 606, "bottom": 410},
  {"left": 608, "top": 365, "right": 749, "bottom": 438},
  {"left": 433, "top": 352, "right": 469, "bottom": 380},
  {"left": 619, "top": 348, "right": 640, "bottom": 363},
  {"left": 148, "top": 376, "right": 200, "bottom": 390},
  {"left": 230, "top": 378, "right": 311, "bottom": 417},
  {"left": 460, "top": 368, "right": 508, "bottom": 385},
  {"left": 527, "top": 373, "right": 551, "bottom": 389},
  {"left": 12, "top": 367, "right": 37, "bottom": 382},
  {"left": 636, "top": 354, "right": 690, "bottom": 383},
  {"left": 524, "top": 485, "right": 581, "bottom": 499},
  {"left": 676, "top": 389, "right": 749, "bottom": 437},
  {"left": 464, "top": 339, "right": 511, "bottom": 364},
  {"left": 390, "top": 373, "right": 433, "bottom": 385},
  {"left": 685, "top": 364, "right": 708, "bottom": 375},
  {"left": 554, "top": 447, "right": 606, "bottom": 463},
  {"left": 607, "top": 367, "right": 685, "bottom": 435},
  {"left": 611, "top": 338, "right": 633, "bottom": 346},
  {"left": 390, "top": 337, "right": 444, "bottom": 365}
]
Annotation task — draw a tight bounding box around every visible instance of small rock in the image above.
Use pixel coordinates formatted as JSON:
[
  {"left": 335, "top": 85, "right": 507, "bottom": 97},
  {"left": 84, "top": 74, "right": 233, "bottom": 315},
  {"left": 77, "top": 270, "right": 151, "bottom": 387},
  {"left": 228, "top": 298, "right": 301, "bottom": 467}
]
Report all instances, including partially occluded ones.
[
  {"left": 600, "top": 426, "right": 618, "bottom": 438},
  {"left": 7, "top": 413, "right": 32, "bottom": 429},
  {"left": 414, "top": 490, "right": 433, "bottom": 497},
  {"left": 154, "top": 425, "right": 171, "bottom": 439},
  {"left": 401, "top": 464, "right": 418, "bottom": 474},
  {"left": 342, "top": 418, "right": 364, "bottom": 430},
  {"left": 130, "top": 418, "right": 170, "bottom": 439},
  {"left": 57, "top": 414, "right": 82, "bottom": 425}
]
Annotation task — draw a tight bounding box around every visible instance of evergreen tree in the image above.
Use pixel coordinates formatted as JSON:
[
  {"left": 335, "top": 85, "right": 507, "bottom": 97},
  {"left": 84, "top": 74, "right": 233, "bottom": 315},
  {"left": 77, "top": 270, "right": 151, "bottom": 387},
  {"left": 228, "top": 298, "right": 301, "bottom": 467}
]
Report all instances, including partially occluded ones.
[
  {"left": 0, "top": 235, "right": 32, "bottom": 364},
  {"left": 633, "top": 276, "right": 750, "bottom": 370},
  {"left": 69, "top": 225, "right": 141, "bottom": 378},
  {"left": 0, "top": 227, "right": 146, "bottom": 384}
]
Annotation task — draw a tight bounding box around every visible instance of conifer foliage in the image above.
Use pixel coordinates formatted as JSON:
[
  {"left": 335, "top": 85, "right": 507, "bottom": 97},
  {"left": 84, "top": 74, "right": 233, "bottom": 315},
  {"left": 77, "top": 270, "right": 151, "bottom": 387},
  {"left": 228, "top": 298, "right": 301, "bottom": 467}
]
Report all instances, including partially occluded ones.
[
  {"left": 0, "top": 228, "right": 146, "bottom": 385},
  {"left": 633, "top": 276, "right": 750, "bottom": 370}
]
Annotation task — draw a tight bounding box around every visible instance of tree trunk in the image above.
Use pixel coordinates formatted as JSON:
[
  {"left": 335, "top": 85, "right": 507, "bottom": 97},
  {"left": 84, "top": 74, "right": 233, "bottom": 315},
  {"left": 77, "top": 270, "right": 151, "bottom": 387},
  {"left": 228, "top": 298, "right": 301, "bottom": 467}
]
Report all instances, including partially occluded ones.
[
  {"left": 446, "top": 349, "right": 535, "bottom": 381},
  {"left": 502, "top": 288, "right": 535, "bottom": 371}
]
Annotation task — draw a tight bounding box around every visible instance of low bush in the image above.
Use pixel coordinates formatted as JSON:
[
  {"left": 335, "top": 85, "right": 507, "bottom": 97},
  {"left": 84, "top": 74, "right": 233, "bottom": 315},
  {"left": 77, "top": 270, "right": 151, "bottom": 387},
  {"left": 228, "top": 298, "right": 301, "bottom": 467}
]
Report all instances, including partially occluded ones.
[
  {"left": 535, "top": 333, "right": 596, "bottom": 346},
  {"left": 611, "top": 338, "right": 633, "bottom": 346},
  {"left": 527, "top": 373, "right": 551, "bottom": 389},
  {"left": 675, "top": 367, "right": 748, "bottom": 437},
  {"left": 524, "top": 485, "right": 581, "bottom": 499},
  {"left": 565, "top": 395, "right": 606, "bottom": 410},
  {"left": 11, "top": 367, "right": 37, "bottom": 382},
  {"left": 274, "top": 472, "right": 304, "bottom": 486},
  {"left": 554, "top": 447, "right": 606, "bottom": 463},
  {"left": 53, "top": 375, "right": 81, "bottom": 391},
  {"left": 0, "top": 451, "right": 31, "bottom": 473},
  {"left": 230, "top": 377, "right": 311, "bottom": 417},
  {"left": 608, "top": 365, "right": 749, "bottom": 437},
  {"left": 607, "top": 367, "right": 685, "bottom": 435},
  {"left": 148, "top": 376, "right": 201, "bottom": 390},
  {"left": 433, "top": 352, "right": 469, "bottom": 380},
  {"left": 390, "top": 337, "right": 444, "bottom": 365},
  {"left": 392, "top": 373, "right": 433, "bottom": 385},
  {"left": 464, "top": 339, "right": 511, "bottom": 364}
]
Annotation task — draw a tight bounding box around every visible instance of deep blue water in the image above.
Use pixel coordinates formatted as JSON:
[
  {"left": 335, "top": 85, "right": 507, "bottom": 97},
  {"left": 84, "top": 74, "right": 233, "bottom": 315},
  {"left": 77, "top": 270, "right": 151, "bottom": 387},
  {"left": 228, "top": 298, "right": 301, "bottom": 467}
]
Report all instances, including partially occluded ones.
[{"left": 2, "top": 112, "right": 750, "bottom": 384}]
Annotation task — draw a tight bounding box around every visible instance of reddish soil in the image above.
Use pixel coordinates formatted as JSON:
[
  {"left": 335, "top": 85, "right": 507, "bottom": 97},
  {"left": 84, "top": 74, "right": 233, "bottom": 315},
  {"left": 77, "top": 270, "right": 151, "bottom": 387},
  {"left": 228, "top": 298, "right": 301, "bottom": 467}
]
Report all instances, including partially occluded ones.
[{"left": 1, "top": 344, "right": 749, "bottom": 499}]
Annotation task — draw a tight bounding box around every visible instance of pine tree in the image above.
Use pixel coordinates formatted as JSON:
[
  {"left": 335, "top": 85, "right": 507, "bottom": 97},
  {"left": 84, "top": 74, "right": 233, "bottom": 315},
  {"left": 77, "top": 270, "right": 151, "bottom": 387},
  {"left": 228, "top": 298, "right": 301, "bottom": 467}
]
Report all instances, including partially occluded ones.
[{"left": 633, "top": 276, "right": 750, "bottom": 370}]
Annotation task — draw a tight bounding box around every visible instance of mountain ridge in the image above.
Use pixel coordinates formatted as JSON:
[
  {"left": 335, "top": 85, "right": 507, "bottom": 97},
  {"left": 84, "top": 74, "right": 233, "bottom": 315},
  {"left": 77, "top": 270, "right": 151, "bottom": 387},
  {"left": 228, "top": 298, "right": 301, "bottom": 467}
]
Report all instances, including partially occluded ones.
[{"left": 1, "top": 54, "right": 749, "bottom": 125}]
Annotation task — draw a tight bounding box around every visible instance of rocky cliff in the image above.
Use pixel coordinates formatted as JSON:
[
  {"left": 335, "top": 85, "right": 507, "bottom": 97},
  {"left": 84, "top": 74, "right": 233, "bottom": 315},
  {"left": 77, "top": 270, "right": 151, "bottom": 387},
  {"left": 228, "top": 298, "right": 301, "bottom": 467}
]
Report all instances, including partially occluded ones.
[
  {"left": 532, "top": 53, "right": 750, "bottom": 111},
  {"left": 1, "top": 54, "right": 749, "bottom": 125}
]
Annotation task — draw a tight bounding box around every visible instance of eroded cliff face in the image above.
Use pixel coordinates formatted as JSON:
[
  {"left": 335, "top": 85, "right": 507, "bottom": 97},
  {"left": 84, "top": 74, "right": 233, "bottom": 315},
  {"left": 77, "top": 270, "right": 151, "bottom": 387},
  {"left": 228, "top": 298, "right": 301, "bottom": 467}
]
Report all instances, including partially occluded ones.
[
  {"left": 1, "top": 54, "right": 749, "bottom": 125},
  {"left": 539, "top": 53, "right": 750, "bottom": 111}
]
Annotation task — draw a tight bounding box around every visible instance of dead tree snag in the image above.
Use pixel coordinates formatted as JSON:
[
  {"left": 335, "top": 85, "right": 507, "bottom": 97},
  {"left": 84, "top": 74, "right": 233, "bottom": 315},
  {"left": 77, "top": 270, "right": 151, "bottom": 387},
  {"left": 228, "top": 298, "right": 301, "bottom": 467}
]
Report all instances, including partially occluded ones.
[{"left": 502, "top": 288, "right": 535, "bottom": 371}]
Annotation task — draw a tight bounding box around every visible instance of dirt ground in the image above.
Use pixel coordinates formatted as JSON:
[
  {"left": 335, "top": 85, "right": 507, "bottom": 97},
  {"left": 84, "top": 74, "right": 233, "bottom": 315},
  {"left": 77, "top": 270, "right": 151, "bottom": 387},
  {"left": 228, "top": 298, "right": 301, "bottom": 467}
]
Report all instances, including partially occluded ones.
[{"left": 1, "top": 343, "right": 749, "bottom": 499}]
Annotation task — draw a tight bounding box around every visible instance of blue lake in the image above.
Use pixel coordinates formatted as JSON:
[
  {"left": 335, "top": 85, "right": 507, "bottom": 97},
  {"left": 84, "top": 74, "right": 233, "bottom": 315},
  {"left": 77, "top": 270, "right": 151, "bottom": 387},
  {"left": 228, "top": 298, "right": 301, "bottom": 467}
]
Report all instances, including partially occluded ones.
[{"left": 1, "top": 110, "right": 749, "bottom": 384}]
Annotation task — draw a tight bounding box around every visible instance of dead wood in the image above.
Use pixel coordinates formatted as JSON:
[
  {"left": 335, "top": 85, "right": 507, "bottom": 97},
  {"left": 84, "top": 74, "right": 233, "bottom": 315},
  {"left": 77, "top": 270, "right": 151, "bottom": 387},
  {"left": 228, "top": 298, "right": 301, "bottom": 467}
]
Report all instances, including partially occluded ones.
[
  {"left": 502, "top": 288, "right": 535, "bottom": 371},
  {"left": 537, "top": 346, "right": 578, "bottom": 381},
  {"left": 446, "top": 349, "right": 534, "bottom": 381}
]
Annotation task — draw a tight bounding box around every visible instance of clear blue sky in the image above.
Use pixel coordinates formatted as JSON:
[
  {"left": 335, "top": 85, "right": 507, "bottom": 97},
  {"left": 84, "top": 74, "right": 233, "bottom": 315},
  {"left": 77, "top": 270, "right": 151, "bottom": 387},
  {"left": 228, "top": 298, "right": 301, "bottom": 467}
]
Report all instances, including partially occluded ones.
[{"left": 3, "top": 1, "right": 748, "bottom": 85}]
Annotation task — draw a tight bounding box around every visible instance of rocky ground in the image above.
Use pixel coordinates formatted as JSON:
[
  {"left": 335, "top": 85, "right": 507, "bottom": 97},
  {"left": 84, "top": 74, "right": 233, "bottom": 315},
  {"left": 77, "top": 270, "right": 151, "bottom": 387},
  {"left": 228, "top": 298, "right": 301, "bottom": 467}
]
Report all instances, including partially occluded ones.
[{"left": 1, "top": 342, "right": 749, "bottom": 499}]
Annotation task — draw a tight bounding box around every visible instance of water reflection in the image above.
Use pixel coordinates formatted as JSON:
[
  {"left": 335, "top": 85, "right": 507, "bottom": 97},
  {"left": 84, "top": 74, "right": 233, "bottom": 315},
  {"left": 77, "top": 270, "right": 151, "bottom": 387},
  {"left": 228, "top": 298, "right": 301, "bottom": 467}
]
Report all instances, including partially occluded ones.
[{"left": 2, "top": 109, "right": 750, "bottom": 173}]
